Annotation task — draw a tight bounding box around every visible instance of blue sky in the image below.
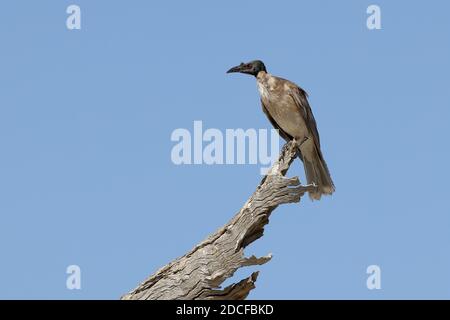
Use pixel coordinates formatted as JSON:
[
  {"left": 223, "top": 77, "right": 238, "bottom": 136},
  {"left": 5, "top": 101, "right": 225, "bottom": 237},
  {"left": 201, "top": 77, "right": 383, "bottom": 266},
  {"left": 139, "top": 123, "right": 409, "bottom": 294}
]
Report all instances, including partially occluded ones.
[{"left": 0, "top": 1, "right": 449, "bottom": 299}]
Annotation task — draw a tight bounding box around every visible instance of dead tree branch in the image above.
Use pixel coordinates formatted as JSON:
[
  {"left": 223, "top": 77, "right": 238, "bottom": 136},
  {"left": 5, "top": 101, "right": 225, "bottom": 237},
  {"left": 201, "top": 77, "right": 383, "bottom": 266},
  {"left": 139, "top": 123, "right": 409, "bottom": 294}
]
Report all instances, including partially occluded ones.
[{"left": 121, "top": 140, "right": 315, "bottom": 300}]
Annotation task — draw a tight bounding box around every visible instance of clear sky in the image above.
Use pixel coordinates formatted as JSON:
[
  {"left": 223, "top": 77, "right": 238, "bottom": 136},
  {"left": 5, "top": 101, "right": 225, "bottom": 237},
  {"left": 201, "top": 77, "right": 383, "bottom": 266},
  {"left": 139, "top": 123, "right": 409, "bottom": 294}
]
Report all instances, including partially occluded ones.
[{"left": 0, "top": 1, "right": 449, "bottom": 299}]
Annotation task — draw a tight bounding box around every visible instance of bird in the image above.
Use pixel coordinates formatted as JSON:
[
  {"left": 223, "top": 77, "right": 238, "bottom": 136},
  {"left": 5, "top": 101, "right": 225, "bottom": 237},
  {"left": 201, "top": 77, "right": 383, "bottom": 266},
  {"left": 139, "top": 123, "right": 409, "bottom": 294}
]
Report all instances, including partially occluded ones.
[{"left": 227, "top": 60, "right": 335, "bottom": 200}]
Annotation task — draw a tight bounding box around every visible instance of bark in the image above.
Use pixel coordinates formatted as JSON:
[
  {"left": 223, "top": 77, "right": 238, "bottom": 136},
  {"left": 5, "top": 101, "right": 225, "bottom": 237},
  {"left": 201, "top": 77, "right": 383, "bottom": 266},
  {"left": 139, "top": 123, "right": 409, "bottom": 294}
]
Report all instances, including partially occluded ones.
[{"left": 121, "top": 140, "right": 315, "bottom": 300}]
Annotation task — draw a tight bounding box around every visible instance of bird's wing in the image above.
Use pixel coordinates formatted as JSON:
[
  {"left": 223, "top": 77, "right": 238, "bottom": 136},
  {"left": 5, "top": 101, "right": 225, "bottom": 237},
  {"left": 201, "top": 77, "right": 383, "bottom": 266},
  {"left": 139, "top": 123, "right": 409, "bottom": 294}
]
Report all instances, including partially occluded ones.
[
  {"left": 288, "top": 86, "right": 321, "bottom": 148},
  {"left": 260, "top": 99, "right": 292, "bottom": 142}
]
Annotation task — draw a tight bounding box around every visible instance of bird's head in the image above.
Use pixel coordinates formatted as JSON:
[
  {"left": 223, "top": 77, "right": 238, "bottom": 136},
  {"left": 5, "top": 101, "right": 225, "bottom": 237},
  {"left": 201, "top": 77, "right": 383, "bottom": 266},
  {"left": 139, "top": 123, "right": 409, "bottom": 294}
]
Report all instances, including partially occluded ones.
[{"left": 226, "top": 60, "right": 267, "bottom": 77}]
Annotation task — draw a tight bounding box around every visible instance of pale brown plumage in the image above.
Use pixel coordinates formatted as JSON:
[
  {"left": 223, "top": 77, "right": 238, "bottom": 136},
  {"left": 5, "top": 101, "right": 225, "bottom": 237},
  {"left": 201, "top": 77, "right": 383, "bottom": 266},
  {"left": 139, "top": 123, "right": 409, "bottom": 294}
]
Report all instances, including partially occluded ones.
[
  {"left": 257, "top": 71, "right": 334, "bottom": 200},
  {"left": 227, "top": 60, "right": 335, "bottom": 200}
]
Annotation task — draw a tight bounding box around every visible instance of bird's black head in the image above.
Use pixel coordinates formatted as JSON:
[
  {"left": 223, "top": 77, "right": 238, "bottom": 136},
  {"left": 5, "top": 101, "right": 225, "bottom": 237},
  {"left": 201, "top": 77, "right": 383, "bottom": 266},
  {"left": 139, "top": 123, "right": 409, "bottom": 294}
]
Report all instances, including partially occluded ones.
[{"left": 226, "top": 60, "right": 267, "bottom": 77}]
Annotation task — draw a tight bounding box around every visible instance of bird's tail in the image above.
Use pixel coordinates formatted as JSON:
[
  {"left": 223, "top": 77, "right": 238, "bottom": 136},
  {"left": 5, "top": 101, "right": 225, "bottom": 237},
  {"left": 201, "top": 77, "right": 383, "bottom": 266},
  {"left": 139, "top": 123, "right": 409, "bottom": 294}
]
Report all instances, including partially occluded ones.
[{"left": 299, "top": 140, "right": 335, "bottom": 200}]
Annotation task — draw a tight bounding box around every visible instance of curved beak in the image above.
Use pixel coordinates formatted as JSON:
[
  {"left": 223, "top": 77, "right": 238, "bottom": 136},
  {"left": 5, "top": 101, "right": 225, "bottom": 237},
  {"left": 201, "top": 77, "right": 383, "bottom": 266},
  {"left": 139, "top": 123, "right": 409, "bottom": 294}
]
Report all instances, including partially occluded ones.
[{"left": 226, "top": 63, "right": 247, "bottom": 74}]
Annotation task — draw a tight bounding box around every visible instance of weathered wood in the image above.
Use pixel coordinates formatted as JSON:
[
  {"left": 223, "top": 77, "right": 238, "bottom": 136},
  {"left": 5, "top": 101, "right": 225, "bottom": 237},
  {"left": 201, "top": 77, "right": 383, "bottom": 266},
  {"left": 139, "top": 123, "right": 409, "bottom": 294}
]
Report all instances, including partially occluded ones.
[{"left": 121, "top": 140, "right": 315, "bottom": 300}]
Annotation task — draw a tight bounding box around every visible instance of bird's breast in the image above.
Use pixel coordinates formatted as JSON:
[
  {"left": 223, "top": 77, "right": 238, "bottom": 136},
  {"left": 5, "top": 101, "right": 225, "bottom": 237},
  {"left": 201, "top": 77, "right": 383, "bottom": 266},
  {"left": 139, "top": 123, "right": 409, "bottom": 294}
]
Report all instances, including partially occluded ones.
[
  {"left": 257, "top": 77, "right": 308, "bottom": 140},
  {"left": 257, "top": 81, "right": 270, "bottom": 101}
]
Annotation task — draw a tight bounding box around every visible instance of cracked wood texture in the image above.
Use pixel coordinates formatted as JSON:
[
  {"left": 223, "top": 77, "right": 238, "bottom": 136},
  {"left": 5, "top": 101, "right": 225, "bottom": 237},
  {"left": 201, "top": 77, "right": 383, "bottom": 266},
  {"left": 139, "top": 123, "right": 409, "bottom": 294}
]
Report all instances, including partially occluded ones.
[{"left": 121, "top": 140, "right": 316, "bottom": 300}]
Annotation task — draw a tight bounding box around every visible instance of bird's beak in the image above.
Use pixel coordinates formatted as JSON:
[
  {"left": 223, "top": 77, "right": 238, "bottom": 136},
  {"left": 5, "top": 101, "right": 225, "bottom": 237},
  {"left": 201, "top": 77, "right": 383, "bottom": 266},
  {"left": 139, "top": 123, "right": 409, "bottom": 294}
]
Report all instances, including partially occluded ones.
[{"left": 226, "top": 63, "right": 247, "bottom": 74}]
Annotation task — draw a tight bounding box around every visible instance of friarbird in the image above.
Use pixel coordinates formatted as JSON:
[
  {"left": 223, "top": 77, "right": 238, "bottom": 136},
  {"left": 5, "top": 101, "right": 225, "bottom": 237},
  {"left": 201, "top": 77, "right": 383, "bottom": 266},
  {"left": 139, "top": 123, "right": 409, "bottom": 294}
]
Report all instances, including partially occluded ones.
[{"left": 227, "top": 60, "right": 335, "bottom": 200}]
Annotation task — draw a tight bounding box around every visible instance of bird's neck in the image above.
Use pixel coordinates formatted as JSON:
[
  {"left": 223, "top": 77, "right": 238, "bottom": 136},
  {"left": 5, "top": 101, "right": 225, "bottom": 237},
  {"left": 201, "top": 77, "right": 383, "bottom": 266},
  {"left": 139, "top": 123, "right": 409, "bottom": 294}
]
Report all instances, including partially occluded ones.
[{"left": 256, "top": 70, "right": 268, "bottom": 80}]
